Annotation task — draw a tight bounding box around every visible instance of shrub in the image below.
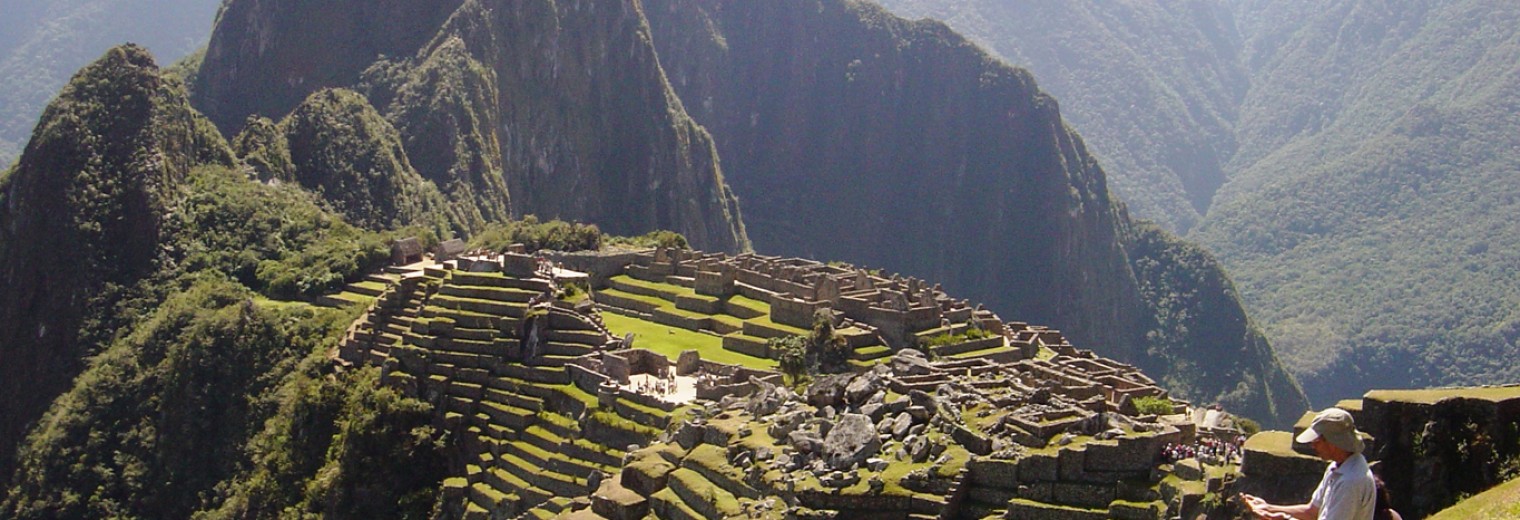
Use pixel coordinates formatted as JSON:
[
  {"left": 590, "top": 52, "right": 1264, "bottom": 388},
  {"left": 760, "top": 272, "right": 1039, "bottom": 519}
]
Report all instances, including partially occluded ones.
[
  {"left": 1236, "top": 417, "right": 1262, "bottom": 436},
  {"left": 1132, "top": 395, "right": 1175, "bottom": 416}
]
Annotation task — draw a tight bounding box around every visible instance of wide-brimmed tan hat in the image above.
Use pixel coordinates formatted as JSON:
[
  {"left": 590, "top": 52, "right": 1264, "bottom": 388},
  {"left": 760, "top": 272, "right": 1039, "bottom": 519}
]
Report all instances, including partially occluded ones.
[{"left": 1296, "top": 407, "right": 1365, "bottom": 454}]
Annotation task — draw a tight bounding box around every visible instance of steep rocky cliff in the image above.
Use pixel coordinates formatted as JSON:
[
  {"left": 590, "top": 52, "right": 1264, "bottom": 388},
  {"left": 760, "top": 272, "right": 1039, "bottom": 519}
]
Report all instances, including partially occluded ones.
[
  {"left": 642, "top": 0, "right": 1306, "bottom": 424},
  {"left": 0, "top": 45, "right": 232, "bottom": 475},
  {"left": 192, "top": 0, "right": 748, "bottom": 250},
  {"left": 877, "top": 0, "right": 1246, "bottom": 234}
]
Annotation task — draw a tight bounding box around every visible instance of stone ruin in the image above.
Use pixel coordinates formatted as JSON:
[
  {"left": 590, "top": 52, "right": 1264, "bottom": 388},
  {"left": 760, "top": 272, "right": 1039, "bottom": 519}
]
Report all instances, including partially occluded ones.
[
  {"left": 590, "top": 348, "right": 1200, "bottom": 520},
  {"left": 558, "top": 248, "right": 1022, "bottom": 354},
  {"left": 333, "top": 246, "right": 1234, "bottom": 519}
]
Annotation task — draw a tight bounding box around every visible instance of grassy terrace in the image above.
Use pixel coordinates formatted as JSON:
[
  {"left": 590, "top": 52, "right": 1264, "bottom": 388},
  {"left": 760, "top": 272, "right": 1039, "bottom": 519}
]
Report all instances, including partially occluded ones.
[
  {"left": 350, "top": 280, "right": 389, "bottom": 293},
  {"left": 602, "top": 313, "right": 777, "bottom": 370},
  {"left": 1243, "top": 431, "right": 1320, "bottom": 461},
  {"left": 1365, "top": 385, "right": 1520, "bottom": 404},
  {"left": 252, "top": 296, "right": 320, "bottom": 312}
]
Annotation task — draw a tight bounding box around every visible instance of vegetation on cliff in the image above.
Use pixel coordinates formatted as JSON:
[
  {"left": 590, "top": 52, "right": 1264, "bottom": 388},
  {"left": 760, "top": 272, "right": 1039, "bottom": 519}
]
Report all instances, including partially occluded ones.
[
  {"left": 643, "top": 0, "right": 1307, "bottom": 425},
  {"left": 1127, "top": 223, "right": 1304, "bottom": 420},
  {"left": 879, "top": 0, "right": 1245, "bottom": 234},
  {"left": 263, "top": 88, "right": 452, "bottom": 232},
  {"left": 876, "top": 0, "right": 1520, "bottom": 405},
  {"left": 0, "top": 45, "right": 232, "bottom": 476},
  {"left": 0, "top": 45, "right": 444, "bottom": 508},
  {"left": 1195, "top": 0, "right": 1520, "bottom": 401}
]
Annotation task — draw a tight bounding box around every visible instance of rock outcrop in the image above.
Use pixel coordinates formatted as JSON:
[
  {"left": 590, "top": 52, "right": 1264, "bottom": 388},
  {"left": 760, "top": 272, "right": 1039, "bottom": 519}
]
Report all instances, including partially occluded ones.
[{"left": 192, "top": 0, "right": 749, "bottom": 250}]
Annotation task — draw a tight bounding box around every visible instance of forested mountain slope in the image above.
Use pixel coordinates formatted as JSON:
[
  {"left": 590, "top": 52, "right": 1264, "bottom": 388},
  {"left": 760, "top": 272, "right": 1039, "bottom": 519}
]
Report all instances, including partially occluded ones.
[
  {"left": 0, "top": 0, "right": 220, "bottom": 170},
  {"left": 880, "top": 0, "right": 1520, "bottom": 403},
  {"left": 643, "top": 0, "right": 1306, "bottom": 424},
  {"left": 878, "top": 0, "right": 1246, "bottom": 233},
  {"left": 1196, "top": 0, "right": 1520, "bottom": 400},
  {"left": 0, "top": 46, "right": 233, "bottom": 476},
  {"left": 1, "top": 46, "right": 451, "bottom": 515}
]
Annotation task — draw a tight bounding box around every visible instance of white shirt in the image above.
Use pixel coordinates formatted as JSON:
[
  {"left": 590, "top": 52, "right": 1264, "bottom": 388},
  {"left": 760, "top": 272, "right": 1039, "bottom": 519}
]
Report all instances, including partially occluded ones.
[{"left": 1310, "top": 452, "right": 1376, "bottom": 520}]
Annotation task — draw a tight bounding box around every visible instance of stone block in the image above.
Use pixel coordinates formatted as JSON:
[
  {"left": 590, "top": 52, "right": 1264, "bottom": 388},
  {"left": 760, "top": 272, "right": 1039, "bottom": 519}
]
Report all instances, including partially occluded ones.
[
  {"left": 1016, "top": 482, "right": 1054, "bottom": 502},
  {"left": 1084, "top": 435, "right": 1160, "bottom": 475},
  {"left": 1059, "top": 447, "right": 1087, "bottom": 481},
  {"left": 1052, "top": 482, "right": 1114, "bottom": 509},
  {"left": 967, "top": 458, "right": 1019, "bottom": 487},
  {"left": 1004, "top": 499, "right": 1107, "bottom": 520},
  {"left": 1173, "top": 459, "right": 1203, "bottom": 481},
  {"left": 1107, "top": 500, "right": 1163, "bottom": 520},
  {"left": 1116, "top": 479, "right": 1161, "bottom": 502},
  {"left": 1019, "top": 452, "right": 1058, "bottom": 482},
  {"left": 591, "top": 479, "right": 649, "bottom": 520},
  {"left": 676, "top": 350, "right": 701, "bottom": 376}
]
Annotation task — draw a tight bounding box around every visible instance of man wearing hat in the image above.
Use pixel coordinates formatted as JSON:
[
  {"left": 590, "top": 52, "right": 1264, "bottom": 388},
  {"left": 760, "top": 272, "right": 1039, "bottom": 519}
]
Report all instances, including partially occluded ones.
[{"left": 1241, "top": 408, "right": 1376, "bottom": 520}]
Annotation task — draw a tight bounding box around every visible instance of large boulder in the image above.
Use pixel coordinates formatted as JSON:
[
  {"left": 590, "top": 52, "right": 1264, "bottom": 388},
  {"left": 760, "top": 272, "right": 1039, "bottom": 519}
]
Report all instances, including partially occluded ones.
[
  {"left": 789, "top": 430, "right": 825, "bottom": 454},
  {"left": 824, "top": 413, "right": 882, "bottom": 470},
  {"left": 891, "top": 411, "right": 915, "bottom": 439},
  {"left": 807, "top": 373, "right": 853, "bottom": 408},
  {"left": 892, "top": 349, "right": 935, "bottom": 376},
  {"left": 846, "top": 366, "right": 889, "bottom": 404},
  {"left": 676, "top": 350, "right": 702, "bottom": 375}
]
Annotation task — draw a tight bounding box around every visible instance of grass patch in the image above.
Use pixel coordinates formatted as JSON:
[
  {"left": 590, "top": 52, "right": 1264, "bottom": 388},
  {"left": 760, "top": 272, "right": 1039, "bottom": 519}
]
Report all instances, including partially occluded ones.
[
  {"left": 948, "top": 345, "right": 1016, "bottom": 359},
  {"left": 1365, "top": 385, "right": 1520, "bottom": 404},
  {"left": 602, "top": 313, "right": 776, "bottom": 370},
  {"left": 610, "top": 275, "right": 692, "bottom": 298},
  {"left": 591, "top": 409, "right": 664, "bottom": 438},
  {"left": 251, "top": 295, "right": 318, "bottom": 312},
  {"left": 1428, "top": 474, "right": 1520, "bottom": 520},
  {"left": 744, "top": 315, "right": 809, "bottom": 336},
  {"left": 599, "top": 287, "right": 672, "bottom": 308},
  {"left": 725, "top": 294, "right": 770, "bottom": 315},
  {"left": 668, "top": 468, "right": 743, "bottom": 516},
  {"left": 328, "top": 292, "right": 377, "bottom": 306},
  {"left": 350, "top": 280, "right": 389, "bottom": 292},
  {"left": 1243, "top": 431, "right": 1320, "bottom": 460}
]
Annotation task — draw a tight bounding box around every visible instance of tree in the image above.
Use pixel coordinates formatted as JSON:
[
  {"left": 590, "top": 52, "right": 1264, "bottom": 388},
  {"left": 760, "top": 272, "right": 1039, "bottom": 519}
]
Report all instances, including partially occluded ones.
[
  {"left": 811, "top": 309, "right": 850, "bottom": 372},
  {"left": 771, "top": 335, "right": 808, "bottom": 382}
]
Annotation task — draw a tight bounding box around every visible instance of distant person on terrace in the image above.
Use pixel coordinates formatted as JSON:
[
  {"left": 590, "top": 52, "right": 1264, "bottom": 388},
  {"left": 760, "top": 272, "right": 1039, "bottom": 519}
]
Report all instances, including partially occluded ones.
[{"left": 1240, "top": 408, "right": 1375, "bottom": 520}]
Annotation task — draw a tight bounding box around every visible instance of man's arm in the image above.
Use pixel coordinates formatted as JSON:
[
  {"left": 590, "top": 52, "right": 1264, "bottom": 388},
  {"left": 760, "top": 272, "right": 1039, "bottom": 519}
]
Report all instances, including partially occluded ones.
[{"left": 1240, "top": 493, "right": 1319, "bottom": 520}]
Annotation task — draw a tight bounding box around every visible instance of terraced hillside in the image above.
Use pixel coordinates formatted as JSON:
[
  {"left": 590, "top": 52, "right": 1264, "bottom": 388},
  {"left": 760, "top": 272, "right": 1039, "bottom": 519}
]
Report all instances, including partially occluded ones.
[
  {"left": 329, "top": 246, "right": 1257, "bottom": 519},
  {"left": 338, "top": 262, "right": 650, "bottom": 518}
]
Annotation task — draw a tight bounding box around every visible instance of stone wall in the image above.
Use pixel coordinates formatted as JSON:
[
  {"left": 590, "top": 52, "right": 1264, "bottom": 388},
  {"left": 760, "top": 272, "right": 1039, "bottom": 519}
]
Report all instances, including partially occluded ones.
[
  {"left": 502, "top": 252, "right": 537, "bottom": 277},
  {"left": 693, "top": 267, "right": 735, "bottom": 297},
  {"left": 603, "top": 352, "right": 631, "bottom": 384},
  {"left": 770, "top": 295, "right": 829, "bottom": 329},
  {"left": 1235, "top": 431, "right": 1326, "bottom": 506},
  {"left": 1359, "top": 387, "right": 1520, "bottom": 518}
]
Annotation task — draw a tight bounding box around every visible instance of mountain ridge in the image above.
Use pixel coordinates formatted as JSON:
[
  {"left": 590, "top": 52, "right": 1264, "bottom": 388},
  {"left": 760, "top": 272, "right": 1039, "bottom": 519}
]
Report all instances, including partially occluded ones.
[
  {"left": 0, "top": 44, "right": 233, "bottom": 476},
  {"left": 644, "top": 0, "right": 1305, "bottom": 424},
  {"left": 191, "top": 0, "right": 750, "bottom": 251},
  {"left": 878, "top": 0, "right": 1520, "bottom": 405}
]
